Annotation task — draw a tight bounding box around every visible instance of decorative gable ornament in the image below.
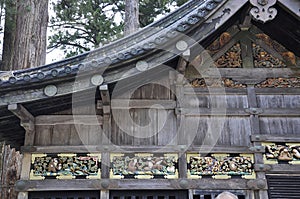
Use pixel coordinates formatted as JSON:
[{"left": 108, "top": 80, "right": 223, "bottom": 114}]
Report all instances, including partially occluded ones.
[{"left": 250, "top": 0, "right": 278, "bottom": 23}]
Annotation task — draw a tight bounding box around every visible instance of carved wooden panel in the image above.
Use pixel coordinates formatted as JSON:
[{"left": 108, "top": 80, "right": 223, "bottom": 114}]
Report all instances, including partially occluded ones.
[
  {"left": 187, "top": 153, "right": 255, "bottom": 179},
  {"left": 30, "top": 153, "right": 101, "bottom": 180},
  {"left": 255, "top": 77, "right": 300, "bottom": 88},
  {"left": 190, "top": 78, "right": 246, "bottom": 88},
  {"left": 263, "top": 142, "right": 300, "bottom": 164},
  {"left": 110, "top": 153, "right": 178, "bottom": 179},
  {"left": 252, "top": 43, "right": 286, "bottom": 68}
]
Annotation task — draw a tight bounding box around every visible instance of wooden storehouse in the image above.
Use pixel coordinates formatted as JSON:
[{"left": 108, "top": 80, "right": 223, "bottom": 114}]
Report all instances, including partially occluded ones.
[{"left": 0, "top": 0, "right": 299, "bottom": 198}]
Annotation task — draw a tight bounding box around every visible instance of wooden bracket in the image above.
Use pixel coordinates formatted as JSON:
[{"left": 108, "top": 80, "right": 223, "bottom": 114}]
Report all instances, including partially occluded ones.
[
  {"left": 176, "top": 49, "right": 190, "bottom": 75},
  {"left": 8, "top": 104, "right": 35, "bottom": 146},
  {"left": 100, "top": 85, "right": 111, "bottom": 115}
]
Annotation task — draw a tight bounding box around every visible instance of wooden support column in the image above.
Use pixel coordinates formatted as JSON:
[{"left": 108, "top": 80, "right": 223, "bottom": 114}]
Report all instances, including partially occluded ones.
[
  {"left": 8, "top": 104, "right": 34, "bottom": 199},
  {"left": 99, "top": 85, "right": 111, "bottom": 179},
  {"left": 174, "top": 72, "right": 188, "bottom": 179},
  {"left": 100, "top": 190, "right": 109, "bottom": 199},
  {"left": 247, "top": 86, "right": 269, "bottom": 199}
]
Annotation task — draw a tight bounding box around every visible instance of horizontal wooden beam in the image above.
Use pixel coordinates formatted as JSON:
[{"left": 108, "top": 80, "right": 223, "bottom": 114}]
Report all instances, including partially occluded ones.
[
  {"left": 177, "top": 108, "right": 300, "bottom": 116},
  {"left": 266, "top": 164, "right": 300, "bottom": 174},
  {"left": 110, "top": 99, "right": 176, "bottom": 109},
  {"left": 251, "top": 134, "right": 300, "bottom": 142},
  {"left": 176, "top": 108, "right": 248, "bottom": 116},
  {"left": 8, "top": 104, "right": 34, "bottom": 121},
  {"left": 35, "top": 115, "right": 103, "bottom": 125},
  {"left": 16, "top": 178, "right": 265, "bottom": 192},
  {"left": 189, "top": 68, "right": 300, "bottom": 83},
  {"left": 21, "top": 145, "right": 251, "bottom": 154}
]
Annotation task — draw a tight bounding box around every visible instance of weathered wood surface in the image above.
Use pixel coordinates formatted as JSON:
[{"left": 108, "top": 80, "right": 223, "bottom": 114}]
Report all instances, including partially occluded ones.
[
  {"left": 32, "top": 83, "right": 300, "bottom": 149},
  {"left": 35, "top": 115, "right": 103, "bottom": 125},
  {"left": 21, "top": 145, "right": 251, "bottom": 154},
  {"left": 190, "top": 116, "right": 251, "bottom": 147},
  {"left": 257, "top": 95, "right": 300, "bottom": 108},
  {"left": 16, "top": 178, "right": 262, "bottom": 191},
  {"left": 266, "top": 164, "right": 300, "bottom": 174},
  {"left": 0, "top": 143, "right": 22, "bottom": 199},
  {"left": 251, "top": 134, "right": 300, "bottom": 142},
  {"left": 259, "top": 117, "right": 300, "bottom": 135}
]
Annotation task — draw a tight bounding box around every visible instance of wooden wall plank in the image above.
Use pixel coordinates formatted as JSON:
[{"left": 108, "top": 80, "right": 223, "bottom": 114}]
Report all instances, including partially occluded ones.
[{"left": 35, "top": 115, "right": 103, "bottom": 125}]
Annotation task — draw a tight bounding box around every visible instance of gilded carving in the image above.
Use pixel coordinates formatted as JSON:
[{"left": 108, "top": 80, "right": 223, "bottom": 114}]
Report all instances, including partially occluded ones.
[
  {"left": 255, "top": 77, "right": 300, "bottom": 88},
  {"left": 255, "top": 33, "right": 297, "bottom": 66},
  {"left": 250, "top": 0, "right": 277, "bottom": 23},
  {"left": 214, "top": 43, "right": 242, "bottom": 68},
  {"left": 190, "top": 78, "right": 246, "bottom": 88},
  {"left": 30, "top": 153, "right": 101, "bottom": 180},
  {"left": 187, "top": 154, "right": 255, "bottom": 179},
  {"left": 207, "top": 32, "right": 232, "bottom": 54},
  {"left": 252, "top": 43, "right": 286, "bottom": 68},
  {"left": 264, "top": 143, "right": 300, "bottom": 164},
  {"left": 110, "top": 153, "right": 178, "bottom": 179}
]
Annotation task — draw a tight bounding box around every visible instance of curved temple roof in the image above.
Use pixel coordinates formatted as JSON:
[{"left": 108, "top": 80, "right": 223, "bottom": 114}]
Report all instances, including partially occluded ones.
[{"left": 0, "top": 0, "right": 299, "bottom": 147}]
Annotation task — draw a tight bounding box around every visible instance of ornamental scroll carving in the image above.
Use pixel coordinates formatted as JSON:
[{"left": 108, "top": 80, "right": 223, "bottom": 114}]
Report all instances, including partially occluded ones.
[
  {"left": 30, "top": 153, "right": 101, "bottom": 180},
  {"left": 263, "top": 143, "right": 300, "bottom": 164},
  {"left": 110, "top": 153, "right": 178, "bottom": 179},
  {"left": 187, "top": 154, "right": 255, "bottom": 179},
  {"left": 250, "top": 0, "right": 277, "bottom": 23}
]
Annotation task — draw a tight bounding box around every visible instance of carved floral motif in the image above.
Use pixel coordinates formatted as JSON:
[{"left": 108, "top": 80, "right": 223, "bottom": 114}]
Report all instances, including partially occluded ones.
[
  {"left": 190, "top": 78, "right": 246, "bottom": 88},
  {"left": 30, "top": 154, "right": 101, "bottom": 180},
  {"left": 187, "top": 154, "right": 254, "bottom": 179},
  {"left": 252, "top": 43, "right": 286, "bottom": 68},
  {"left": 111, "top": 153, "right": 178, "bottom": 179},
  {"left": 255, "top": 33, "right": 297, "bottom": 66},
  {"left": 214, "top": 43, "right": 242, "bottom": 68},
  {"left": 264, "top": 143, "right": 300, "bottom": 163},
  {"left": 255, "top": 77, "right": 300, "bottom": 88}
]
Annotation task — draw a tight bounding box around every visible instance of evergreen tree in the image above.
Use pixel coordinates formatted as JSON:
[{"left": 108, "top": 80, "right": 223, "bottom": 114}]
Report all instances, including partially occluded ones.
[
  {"left": 1, "top": 0, "right": 48, "bottom": 70},
  {"left": 48, "top": 0, "right": 187, "bottom": 58}
]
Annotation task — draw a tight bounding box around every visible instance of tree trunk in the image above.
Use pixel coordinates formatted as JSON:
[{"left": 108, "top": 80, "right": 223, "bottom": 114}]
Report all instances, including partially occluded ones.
[
  {"left": 124, "top": 0, "right": 139, "bottom": 36},
  {"left": 1, "top": 0, "right": 17, "bottom": 71},
  {"left": 1, "top": 0, "right": 48, "bottom": 71},
  {"left": 0, "top": 142, "right": 22, "bottom": 199}
]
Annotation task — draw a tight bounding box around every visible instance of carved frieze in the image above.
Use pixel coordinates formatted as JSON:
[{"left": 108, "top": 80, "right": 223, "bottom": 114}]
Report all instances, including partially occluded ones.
[
  {"left": 215, "top": 43, "right": 242, "bottom": 68},
  {"left": 250, "top": 0, "right": 277, "bottom": 23},
  {"left": 110, "top": 153, "right": 178, "bottom": 179},
  {"left": 190, "top": 78, "right": 246, "bottom": 88},
  {"left": 255, "top": 77, "right": 300, "bottom": 88},
  {"left": 252, "top": 43, "right": 286, "bottom": 68},
  {"left": 187, "top": 154, "right": 255, "bottom": 179},
  {"left": 30, "top": 153, "right": 101, "bottom": 180},
  {"left": 263, "top": 143, "right": 300, "bottom": 164}
]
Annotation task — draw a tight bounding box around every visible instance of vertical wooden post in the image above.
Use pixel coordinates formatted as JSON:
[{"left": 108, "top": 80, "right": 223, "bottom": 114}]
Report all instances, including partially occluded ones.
[
  {"left": 18, "top": 192, "right": 28, "bottom": 199},
  {"left": 8, "top": 104, "right": 35, "bottom": 199},
  {"left": 100, "top": 85, "right": 111, "bottom": 180},
  {"left": 247, "top": 86, "right": 269, "bottom": 199},
  {"left": 101, "top": 190, "right": 110, "bottom": 199},
  {"left": 174, "top": 73, "right": 188, "bottom": 179}
]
